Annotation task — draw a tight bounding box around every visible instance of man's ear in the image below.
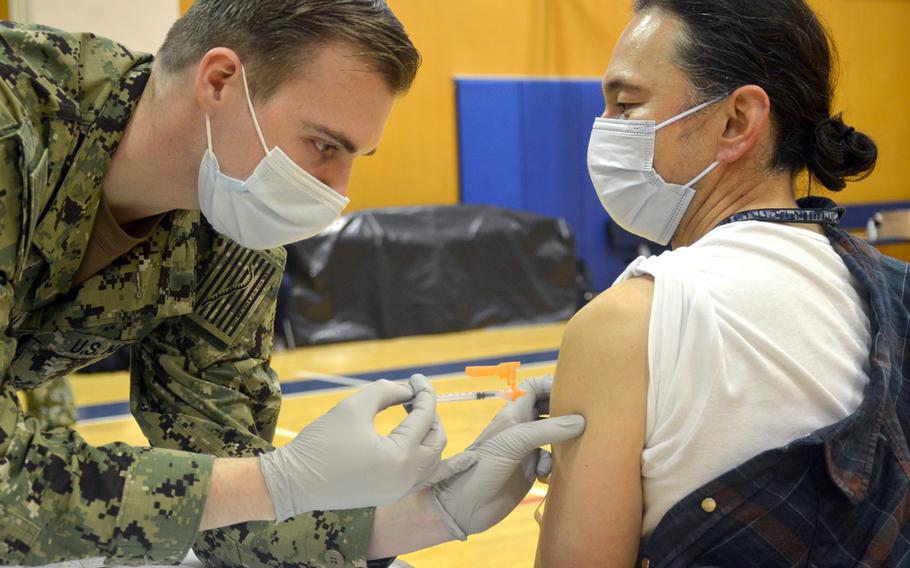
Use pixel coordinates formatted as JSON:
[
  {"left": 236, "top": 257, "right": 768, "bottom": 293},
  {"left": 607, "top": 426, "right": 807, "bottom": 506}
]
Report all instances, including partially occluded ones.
[
  {"left": 715, "top": 85, "right": 771, "bottom": 164},
  {"left": 194, "top": 47, "right": 243, "bottom": 115}
]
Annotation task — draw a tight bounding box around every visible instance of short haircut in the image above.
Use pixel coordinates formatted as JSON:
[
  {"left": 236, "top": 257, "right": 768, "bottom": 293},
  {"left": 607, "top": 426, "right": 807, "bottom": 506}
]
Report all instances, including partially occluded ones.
[{"left": 157, "top": 0, "right": 421, "bottom": 99}]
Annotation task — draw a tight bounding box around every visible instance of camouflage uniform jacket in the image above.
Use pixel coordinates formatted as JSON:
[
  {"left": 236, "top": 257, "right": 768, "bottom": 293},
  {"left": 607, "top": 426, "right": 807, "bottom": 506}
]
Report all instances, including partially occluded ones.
[{"left": 0, "top": 23, "right": 373, "bottom": 567}]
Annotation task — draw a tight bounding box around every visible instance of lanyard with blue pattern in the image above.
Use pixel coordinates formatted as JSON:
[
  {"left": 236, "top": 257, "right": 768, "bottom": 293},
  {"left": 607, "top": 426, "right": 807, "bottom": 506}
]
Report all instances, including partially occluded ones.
[{"left": 717, "top": 198, "right": 845, "bottom": 228}]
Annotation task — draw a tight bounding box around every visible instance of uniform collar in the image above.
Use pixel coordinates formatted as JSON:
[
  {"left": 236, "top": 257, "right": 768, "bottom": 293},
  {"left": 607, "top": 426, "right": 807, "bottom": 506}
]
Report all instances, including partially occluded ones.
[
  {"left": 153, "top": 209, "right": 201, "bottom": 320},
  {"left": 31, "top": 62, "right": 152, "bottom": 307}
]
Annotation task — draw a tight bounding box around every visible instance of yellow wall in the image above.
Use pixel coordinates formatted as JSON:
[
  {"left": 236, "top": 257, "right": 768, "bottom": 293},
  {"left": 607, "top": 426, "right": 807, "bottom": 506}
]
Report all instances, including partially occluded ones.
[
  {"left": 344, "top": 0, "right": 910, "bottom": 210},
  {"left": 0, "top": 0, "right": 8, "bottom": 20},
  {"left": 350, "top": 0, "right": 629, "bottom": 210},
  {"left": 173, "top": 0, "right": 910, "bottom": 212}
]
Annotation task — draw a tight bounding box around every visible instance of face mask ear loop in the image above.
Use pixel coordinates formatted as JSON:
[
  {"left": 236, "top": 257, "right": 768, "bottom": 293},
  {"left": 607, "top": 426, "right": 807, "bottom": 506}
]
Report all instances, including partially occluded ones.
[
  {"left": 655, "top": 96, "right": 725, "bottom": 131},
  {"left": 204, "top": 115, "right": 214, "bottom": 152},
  {"left": 685, "top": 160, "right": 721, "bottom": 188},
  {"left": 240, "top": 65, "right": 271, "bottom": 156}
]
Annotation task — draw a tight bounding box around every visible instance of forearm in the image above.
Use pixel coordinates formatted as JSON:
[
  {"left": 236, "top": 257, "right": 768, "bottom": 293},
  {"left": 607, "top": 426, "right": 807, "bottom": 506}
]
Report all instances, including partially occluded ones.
[
  {"left": 367, "top": 489, "right": 454, "bottom": 559},
  {"left": 134, "top": 343, "right": 377, "bottom": 566},
  {"left": 196, "top": 453, "right": 376, "bottom": 567},
  {"left": 199, "top": 457, "right": 276, "bottom": 531}
]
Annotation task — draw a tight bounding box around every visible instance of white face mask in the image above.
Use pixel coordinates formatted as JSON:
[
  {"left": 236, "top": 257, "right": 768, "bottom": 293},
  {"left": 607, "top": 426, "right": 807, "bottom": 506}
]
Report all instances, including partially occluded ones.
[
  {"left": 197, "top": 66, "right": 350, "bottom": 250},
  {"left": 587, "top": 98, "right": 722, "bottom": 246}
]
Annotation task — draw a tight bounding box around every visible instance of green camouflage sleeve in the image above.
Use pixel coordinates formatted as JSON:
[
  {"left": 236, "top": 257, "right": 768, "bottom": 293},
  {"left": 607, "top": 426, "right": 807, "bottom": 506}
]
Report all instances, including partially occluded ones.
[
  {"left": 131, "top": 240, "right": 375, "bottom": 568},
  {"left": 0, "top": 127, "right": 214, "bottom": 565},
  {"left": 22, "top": 375, "right": 77, "bottom": 429}
]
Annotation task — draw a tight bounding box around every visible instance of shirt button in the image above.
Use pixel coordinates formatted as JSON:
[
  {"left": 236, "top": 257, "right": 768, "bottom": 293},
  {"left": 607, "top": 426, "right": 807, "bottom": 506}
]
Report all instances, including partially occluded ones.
[
  {"left": 701, "top": 498, "right": 717, "bottom": 513},
  {"left": 641, "top": 557, "right": 651, "bottom": 568},
  {"left": 325, "top": 550, "right": 344, "bottom": 566}
]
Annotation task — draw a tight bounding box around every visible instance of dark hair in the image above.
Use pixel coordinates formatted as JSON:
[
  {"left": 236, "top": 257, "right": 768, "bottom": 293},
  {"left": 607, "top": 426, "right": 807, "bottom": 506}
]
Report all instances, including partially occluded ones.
[
  {"left": 157, "top": 0, "right": 421, "bottom": 99},
  {"left": 634, "top": 0, "right": 877, "bottom": 191}
]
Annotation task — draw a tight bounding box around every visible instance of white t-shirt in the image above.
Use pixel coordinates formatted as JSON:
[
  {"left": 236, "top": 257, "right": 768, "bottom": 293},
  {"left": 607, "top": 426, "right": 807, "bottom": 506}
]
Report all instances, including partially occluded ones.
[{"left": 614, "top": 221, "right": 871, "bottom": 536}]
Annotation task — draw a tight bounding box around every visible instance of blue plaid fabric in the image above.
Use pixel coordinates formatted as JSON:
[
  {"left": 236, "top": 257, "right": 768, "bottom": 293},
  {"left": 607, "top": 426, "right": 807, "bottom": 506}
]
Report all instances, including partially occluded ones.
[{"left": 637, "top": 197, "right": 910, "bottom": 567}]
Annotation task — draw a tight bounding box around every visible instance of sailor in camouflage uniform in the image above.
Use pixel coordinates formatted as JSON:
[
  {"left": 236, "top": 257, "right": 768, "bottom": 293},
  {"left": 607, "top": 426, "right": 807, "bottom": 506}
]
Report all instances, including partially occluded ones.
[{"left": 0, "top": 1, "right": 585, "bottom": 566}]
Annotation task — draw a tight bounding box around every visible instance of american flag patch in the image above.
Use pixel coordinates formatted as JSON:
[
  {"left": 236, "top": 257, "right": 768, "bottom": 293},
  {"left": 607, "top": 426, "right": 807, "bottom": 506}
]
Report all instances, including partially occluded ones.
[{"left": 189, "top": 246, "right": 281, "bottom": 346}]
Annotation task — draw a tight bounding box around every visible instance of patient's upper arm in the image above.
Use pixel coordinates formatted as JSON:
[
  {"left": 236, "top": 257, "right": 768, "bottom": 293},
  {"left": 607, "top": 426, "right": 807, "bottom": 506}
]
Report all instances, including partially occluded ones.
[{"left": 536, "top": 277, "right": 653, "bottom": 567}]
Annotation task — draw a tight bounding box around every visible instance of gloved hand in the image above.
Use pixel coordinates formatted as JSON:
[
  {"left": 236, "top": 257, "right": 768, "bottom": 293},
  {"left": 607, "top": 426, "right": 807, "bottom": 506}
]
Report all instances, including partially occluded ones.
[
  {"left": 427, "top": 376, "right": 585, "bottom": 540},
  {"left": 260, "top": 374, "right": 447, "bottom": 522}
]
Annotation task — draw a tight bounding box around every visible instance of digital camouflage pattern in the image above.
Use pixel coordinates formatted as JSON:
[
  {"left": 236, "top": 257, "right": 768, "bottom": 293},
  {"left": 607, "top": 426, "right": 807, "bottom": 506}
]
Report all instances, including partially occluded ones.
[
  {"left": 0, "top": 22, "right": 374, "bottom": 567},
  {"left": 22, "top": 375, "right": 76, "bottom": 429}
]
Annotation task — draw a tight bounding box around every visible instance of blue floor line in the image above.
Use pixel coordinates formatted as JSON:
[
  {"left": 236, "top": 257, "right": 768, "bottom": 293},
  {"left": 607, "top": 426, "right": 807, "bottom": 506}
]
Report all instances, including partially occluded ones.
[
  {"left": 78, "top": 401, "right": 132, "bottom": 421},
  {"left": 76, "top": 348, "right": 560, "bottom": 421}
]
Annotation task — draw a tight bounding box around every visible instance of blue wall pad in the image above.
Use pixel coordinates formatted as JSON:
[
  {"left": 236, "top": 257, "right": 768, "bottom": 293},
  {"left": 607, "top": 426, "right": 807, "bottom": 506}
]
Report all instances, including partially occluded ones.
[
  {"left": 456, "top": 78, "right": 625, "bottom": 291},
  {"left": 839, "top": 201, "right": 910, "bottom": 231},
  {"left": 456, "top": 77, "right": 910, "bottom": 291}
]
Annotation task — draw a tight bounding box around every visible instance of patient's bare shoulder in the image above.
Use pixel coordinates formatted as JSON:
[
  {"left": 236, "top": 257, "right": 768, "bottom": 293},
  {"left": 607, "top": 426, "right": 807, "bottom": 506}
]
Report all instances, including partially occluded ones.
[
  {"left": 536, "top": 277, "right": 653, "bottom": 567},
  {"left": 555, "top": 276, "right": 654, "bottom": 407},
  {"left": 576, "top": 275, "right": 654, "bottom": 329}
]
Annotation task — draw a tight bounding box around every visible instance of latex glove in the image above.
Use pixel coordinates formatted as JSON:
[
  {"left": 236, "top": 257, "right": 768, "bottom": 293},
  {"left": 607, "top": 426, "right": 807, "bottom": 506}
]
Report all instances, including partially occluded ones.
[
  {"left": 472, "top": 375, "right": 554, "bottom": 445},
  {"left": 428, "top": 376, "right": 585, "bottom": 540},
  {"left": 260, "top": 374, "right": 446, "bottom": 522},
  {"left": 415, "top": 375, "right": 555, "bottom": 490}
]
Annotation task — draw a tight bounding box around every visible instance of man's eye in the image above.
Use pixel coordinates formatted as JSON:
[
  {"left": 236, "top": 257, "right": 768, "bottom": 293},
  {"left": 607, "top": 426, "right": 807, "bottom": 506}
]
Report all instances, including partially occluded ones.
[
  {"left": 313, "top": 140, "right": 338, "bottom": 156},
  {"left": 616, "top": 102, "right": 637, "bottom": 117},
  {"left": 606, "top": 101, "right": 637, "bottom": 119}
]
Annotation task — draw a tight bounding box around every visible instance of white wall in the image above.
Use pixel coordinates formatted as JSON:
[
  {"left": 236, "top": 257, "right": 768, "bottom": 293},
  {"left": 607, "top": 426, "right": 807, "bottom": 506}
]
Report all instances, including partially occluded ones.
[{"left": 15, "top": 0, "right": 181, "bottom": 54}]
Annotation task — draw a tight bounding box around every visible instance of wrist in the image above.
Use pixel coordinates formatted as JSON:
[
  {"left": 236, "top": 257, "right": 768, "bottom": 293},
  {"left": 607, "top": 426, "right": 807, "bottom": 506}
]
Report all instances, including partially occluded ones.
[
  {"left": 367, "top": 489, "right": 455, "bottom": 559},
  {"left": 258, "top": 448, "right": 299, "bottom": 523},
  {"left": 199, "top": 457, "right": 276, "bottom": 531},
  {"left": 246, "top": 456, "right": 278, "bottom": 522}
]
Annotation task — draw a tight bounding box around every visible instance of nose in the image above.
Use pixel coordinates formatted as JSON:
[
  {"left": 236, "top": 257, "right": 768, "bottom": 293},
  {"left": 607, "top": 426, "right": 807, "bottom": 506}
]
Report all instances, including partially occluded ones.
[{"left": 318, "top": 162, "right": 353, "bottom": 197}]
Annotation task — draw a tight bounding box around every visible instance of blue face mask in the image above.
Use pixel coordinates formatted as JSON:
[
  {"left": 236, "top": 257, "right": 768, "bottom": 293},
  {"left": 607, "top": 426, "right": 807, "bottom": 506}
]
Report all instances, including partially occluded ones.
[{"left": 587, "top": 98, "right": 723, "bottom": 245}]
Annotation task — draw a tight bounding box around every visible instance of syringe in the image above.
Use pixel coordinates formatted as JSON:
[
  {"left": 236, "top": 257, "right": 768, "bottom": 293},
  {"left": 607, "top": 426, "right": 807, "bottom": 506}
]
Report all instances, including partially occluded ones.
[
  {"left": 405, "top": 362, "right": 528, "bottom": 409},
  {"left": 296, "top": 361, "right": 530, "bottom": 408},
  {"left": 437, "top": 390, "right": 517, "bottom": 403}
]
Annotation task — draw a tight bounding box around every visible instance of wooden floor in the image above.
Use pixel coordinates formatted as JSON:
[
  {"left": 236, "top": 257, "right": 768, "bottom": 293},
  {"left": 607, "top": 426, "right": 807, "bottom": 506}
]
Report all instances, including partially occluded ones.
[{"left": 70, "top": 322, "right": 567, "bottom": 568}]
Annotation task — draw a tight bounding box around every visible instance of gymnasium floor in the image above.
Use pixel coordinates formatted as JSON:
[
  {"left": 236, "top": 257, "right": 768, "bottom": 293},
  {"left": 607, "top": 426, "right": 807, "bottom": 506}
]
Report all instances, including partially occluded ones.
[{"left": 70, "top": 321, "right": 567, "bottom": 568}]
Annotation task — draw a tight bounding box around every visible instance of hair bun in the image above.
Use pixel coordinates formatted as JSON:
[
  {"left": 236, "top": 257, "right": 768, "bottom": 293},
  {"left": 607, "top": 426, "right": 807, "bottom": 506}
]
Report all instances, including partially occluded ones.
[{"left": 808, "top": 114, "right": 878, "bottom": 191}]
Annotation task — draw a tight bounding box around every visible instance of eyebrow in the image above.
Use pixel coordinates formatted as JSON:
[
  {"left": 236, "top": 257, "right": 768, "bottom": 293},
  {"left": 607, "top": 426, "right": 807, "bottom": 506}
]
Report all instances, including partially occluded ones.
[
  {"left": 603, "top": 77, "right": 648, "bottom": 97},
  {"left": 305, "top": 123, "right": 378, "bottom": 156}
]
